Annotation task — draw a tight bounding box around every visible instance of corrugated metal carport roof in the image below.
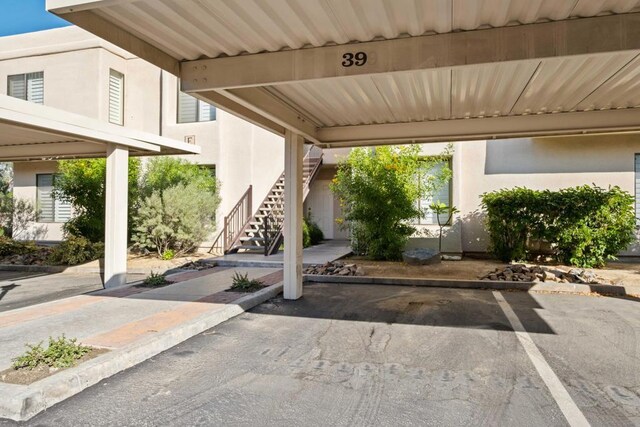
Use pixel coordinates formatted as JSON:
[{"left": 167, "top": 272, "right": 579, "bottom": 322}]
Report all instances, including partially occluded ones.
[
  {"left": 0, "top": 95, "right": 200, "bottom": 161},
  {"left": 48, "top": 0, "right": 640, "bottom": 146}
]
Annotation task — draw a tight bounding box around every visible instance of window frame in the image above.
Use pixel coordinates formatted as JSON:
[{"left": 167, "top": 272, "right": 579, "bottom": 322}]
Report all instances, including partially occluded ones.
[
  {"left": 36, "top": 173, "right": 71, "bottom": 224},
  {"left": 176, "top": 89, "right": 216, "bottom": 123},
  {"left": 7, "top": 71, "right": 44, "bottom": 104},
  {"left": 415, "top": 157, "right": 453, "bottom": 226}
]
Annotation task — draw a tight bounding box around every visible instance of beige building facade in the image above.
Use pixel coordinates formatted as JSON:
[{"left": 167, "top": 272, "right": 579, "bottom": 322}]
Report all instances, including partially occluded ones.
[
  {"left": 0, "top": 27, "right": 284, "bottom": 242},
  {"left": 3, "top": 27, "right": 640, "bottom": 256}
]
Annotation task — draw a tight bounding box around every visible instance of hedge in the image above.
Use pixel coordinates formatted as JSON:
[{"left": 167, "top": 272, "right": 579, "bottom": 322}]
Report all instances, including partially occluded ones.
[{"left": 481, "top": 185, "right": 636, "bottom": 267}]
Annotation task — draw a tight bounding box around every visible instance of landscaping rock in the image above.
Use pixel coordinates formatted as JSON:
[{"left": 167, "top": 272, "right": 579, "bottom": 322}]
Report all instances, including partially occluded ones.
[
  {"left": 402, "top": 248, "right": 441, "bottom": 266},
  {"left": 480, "top": 264, "right": 613, "bottom": 285},
  {"left": 303, "top": 261, "right": 362, "bottom": 277}
]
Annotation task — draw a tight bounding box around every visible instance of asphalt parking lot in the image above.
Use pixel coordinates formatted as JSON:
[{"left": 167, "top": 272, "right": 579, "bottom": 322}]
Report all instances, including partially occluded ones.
[{"left": 4, "top": 283, "right": 640, "bottom": 426}]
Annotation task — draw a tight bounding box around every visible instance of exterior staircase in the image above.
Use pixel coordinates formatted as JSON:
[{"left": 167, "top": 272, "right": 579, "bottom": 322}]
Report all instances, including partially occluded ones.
[{"left": 210, "top": 145, "right": 323, "bottom": 256}]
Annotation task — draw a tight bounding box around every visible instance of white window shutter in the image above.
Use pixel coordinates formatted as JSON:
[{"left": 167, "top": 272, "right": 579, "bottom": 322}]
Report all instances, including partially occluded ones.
[
  {"left": 8, "top": 75, "right": 26, "bottom": 100},
  {"left": 198, "top": 100, "right": 216, "bottom": 122},
  {"left": 178, "top": 91, "right": 197, "bottom": 123},
  {"left": 37, "top": 174, "right": 55, "bottom": 222},
  {"left": 26, "top": 72, "right": 44, "bottom": 104},
  {"left": 109, "top": 69, "right": 124, "bottom": 125}
]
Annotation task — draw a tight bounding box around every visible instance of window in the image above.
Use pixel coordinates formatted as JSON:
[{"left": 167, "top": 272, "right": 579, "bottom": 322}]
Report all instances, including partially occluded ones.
[
  {"left": 7, "top": 72, "right": 44, "bottom": 104},
  {"left": 36, "top": 174, "right": 72, "bottom": 223},
  {"left": 177, "top": 91, "right": 216, "bottom": 123},
  {"left": 109, "top": 69, "right": 124, "bottom": 125},
  {"left": 416, "top": 160, "right": 452, "bottom": 225}
]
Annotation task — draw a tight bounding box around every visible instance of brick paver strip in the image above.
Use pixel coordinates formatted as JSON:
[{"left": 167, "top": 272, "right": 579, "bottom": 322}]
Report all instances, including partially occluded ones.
[
  {"left": 0, "top": 295, "right": 108, "bottom": 329},
  {"left": 82, "top": 301, "right": 220, "bottom": 348},
  {"left": 257, "top": 269, "right": 283, "bottom": 286},
  {"left": 82, "top": 269, "right": 284, "bottom": 348}
]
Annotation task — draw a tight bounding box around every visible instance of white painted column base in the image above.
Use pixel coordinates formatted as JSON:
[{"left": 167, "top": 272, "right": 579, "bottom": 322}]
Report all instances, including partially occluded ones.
[
  {"left": 283, "top": 130, "right": 304, "bottom": 299},
  {"left": 104, "top": 143, "right": 129, "bottom": 288}
]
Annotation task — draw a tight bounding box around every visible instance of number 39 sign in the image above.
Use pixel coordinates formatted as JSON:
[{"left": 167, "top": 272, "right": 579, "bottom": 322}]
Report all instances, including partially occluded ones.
[{"left": 342, "top": 52, "right": 368, "bottom": 67}]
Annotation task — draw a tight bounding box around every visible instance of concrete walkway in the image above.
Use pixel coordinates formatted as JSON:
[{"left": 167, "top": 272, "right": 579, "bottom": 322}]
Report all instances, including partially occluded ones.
[
  {"left": 0, "top": 266, "right": 284, "bottom": 420},
  {"left": 214, "top": 239, "right": 351, "bottom": 267},
  {"left": 0, "top": 271, "right": 147, "bottom": 313}
]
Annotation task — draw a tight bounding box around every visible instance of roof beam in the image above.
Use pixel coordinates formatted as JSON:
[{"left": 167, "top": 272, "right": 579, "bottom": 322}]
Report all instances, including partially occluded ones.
[
  {"left": 47, "top": 0, "right": 134, "bottom": 12},
  {"left": 46, "top": 7, "right": 180, "bottom": 75},
  {"left": 0, "top": 142, "right": 110, "bottom": 161},
  {"left": 192, "top": 91, "right": 285, "bottom": 137},
  {"left": 317, "top": 109, "right": 640, "bottom": 146},
  {"left": 182, "top": 13, "right": 640, "bottom": 90},
  {"left": 202, "top": 88, "right": 319, "bottom": 143}
]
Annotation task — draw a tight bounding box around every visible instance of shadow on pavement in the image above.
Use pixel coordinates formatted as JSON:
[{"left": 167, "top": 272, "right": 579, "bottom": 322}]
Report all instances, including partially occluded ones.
[
  {"left": 0, "top": 284, "right": 19, "bottom": 301},
  {"left": 251, "top": 282, "right": 556, "bottom": 334}
]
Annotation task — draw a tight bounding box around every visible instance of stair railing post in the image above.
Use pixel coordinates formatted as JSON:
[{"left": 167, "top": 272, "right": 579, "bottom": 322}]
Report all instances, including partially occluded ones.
[
  {"left": 223, "top": 215, "right": 229, "bottom": 252},
  {"left": 248, "top": 185, "right": 253, "bottom": 222}
]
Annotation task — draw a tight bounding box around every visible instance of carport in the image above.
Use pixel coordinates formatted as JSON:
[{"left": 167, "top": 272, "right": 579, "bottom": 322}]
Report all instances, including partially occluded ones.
[
  {"left": 47, "top": 0, "right": 640, "bottom": 300},
  {"left": 0, "top": 94, "right": 200, "bottom": 287}
]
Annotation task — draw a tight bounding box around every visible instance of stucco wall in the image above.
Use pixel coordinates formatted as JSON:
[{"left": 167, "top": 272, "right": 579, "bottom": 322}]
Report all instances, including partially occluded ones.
[
  {"left": 12, "top": 161, "right": 65, "bottom": 241},
  {"left": 311, "top": 135, "right": 640, "bottom": 255},
  {"left": 459, "top": 134, "right": 640, "bottom": 255}
]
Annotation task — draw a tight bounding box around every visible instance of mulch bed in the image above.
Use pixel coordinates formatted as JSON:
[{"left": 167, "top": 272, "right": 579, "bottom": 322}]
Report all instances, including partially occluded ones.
[{"left": 0, "top": 347, "right": 109, "bottom": 385}]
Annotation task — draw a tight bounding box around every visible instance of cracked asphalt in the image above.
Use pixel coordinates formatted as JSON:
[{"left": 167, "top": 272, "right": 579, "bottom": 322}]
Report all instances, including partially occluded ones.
[{"left": 3, "top": 283, "right": 640, "bottom": 426}]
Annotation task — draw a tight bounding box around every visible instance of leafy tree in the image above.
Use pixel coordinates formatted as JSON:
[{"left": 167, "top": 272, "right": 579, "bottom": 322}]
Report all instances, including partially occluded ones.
[
  {"left": 140, "top": 157, "right": 216, "bottom": 197},
  {"left": 132, "top": 181, "right": 220, "bottom": 257},
  {"left": 53, "top": 158, "right": 141, "bottom": 242},
  {"left": 330, "top": 145, "right": 452, "bottom": 260},
  {"left": 132, "top": 157, "right": 220, "bottom": 256}
]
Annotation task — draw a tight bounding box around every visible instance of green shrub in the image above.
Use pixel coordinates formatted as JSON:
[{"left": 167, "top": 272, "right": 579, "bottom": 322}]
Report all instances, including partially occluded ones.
[
  {"left": 302, "top": 220, "right": 311, "bottom": 248},
  {"left": 481, "top": 185, "right": 636, "bottom": 267},
  {"left": 0, "top": 236, "right": 38, "bottom": 257},
  {"left": 304, "top": 214, "right": 324, "bottom": 246},
  {"left": 132, "top": 181, "right": 220, "bottom": 257},
  {"left": 47, "top": 236, "right": 104, "bottom": 265},
  {"left": 54, "top": 158, "right": 140, "bottom": 242},
  {"left": 12, "top": 335, "right": 90, "bottom": 370},
  {"left": 0, "top": 193, "right": 39, "bottom": 239},
  {"left": 330, "top": 145, "right": 452, "bottom": 260},
  {"left": 142, "top": 271, "right": 169, "bottom": 287},
  {"left": 161, "top": 249, "right": 175, "bottom": 260},
  {"left": 229, "top": 271, "right": 264, "bottom": 292}
]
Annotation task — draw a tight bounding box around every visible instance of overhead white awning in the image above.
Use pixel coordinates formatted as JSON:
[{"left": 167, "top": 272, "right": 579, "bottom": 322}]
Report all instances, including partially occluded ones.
[
  {"left": 0, "top": 94, "right": 200, "bottom": 161},
  {"left": 48, "top": 0, "right": 640, "bottom": 147}
]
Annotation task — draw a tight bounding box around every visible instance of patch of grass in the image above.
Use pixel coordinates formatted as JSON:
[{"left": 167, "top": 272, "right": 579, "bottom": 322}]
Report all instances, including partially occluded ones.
[
  {"left": 229, "top": 271, "right": 264, "bottom": 292},
  {"left": 12, "top": 335, "right": 91, "bottom": 370},
  {"left": 141, "top": 271, "right": 170, "bottom": 287}
]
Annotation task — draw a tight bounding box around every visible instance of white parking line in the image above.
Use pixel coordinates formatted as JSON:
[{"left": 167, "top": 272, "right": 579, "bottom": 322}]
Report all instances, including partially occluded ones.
[{"left": 492, "top": 291, "right": 590, "bottom": 427}]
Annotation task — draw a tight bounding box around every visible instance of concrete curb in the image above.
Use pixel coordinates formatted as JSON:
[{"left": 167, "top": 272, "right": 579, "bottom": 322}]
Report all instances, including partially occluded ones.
[
  {"left": 214, "top": 260, "right": 317, "bottom": 268},
  {"left": 303, "top": 275, "right": 629, "bottom": 296},
  {"left": 0, "top": 264, "right": 67, "bottom": 273},
  {"left": 0, "top": 264, "right": 174, "bottom": 275},
  {"left": 0, "top": 282, "right": 282, "bottom": 421}
]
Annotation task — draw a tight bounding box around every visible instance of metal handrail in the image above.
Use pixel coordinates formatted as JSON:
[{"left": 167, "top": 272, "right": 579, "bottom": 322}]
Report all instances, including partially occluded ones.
[
  {"left": 209, "top": 185, "right": 252, "bottom": 254},
  {"left": 263, "top": 146, "right": 323, "bottom": 256}
]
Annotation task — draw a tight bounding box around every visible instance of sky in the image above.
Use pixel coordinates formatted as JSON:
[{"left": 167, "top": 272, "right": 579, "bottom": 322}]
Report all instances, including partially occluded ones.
[{"left": 0, "top": 0, "right": 71, "bottom": 37}]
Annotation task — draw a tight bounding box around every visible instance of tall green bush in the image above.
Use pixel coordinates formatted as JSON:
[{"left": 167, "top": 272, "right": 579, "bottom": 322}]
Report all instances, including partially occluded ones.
[
  {"left": 53, "top": 158, "right": 141, "bottom": 242},
  {"left": 330, "top": 145, "right": 451, "bottom": 260},
  {"left": 132, "top": 180, "right": 220, "bottom": 257},
  {"left": 481, "top": 185, "right": 636, "bottom": 267}
]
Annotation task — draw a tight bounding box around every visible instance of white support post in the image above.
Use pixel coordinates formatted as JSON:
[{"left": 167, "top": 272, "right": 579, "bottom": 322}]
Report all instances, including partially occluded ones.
[
  {"left": 283, "top": 129, "right": 304, "bottom": 300},
  {"left": 104, "top": 143, "right": 129, "bottom": 288}
]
